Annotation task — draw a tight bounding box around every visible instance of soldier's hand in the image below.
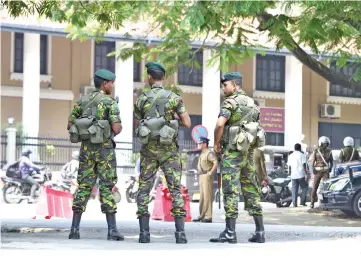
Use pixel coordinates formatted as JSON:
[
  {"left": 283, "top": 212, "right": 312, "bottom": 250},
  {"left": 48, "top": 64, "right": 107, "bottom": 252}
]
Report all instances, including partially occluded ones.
[{"left": 214, "top": 143, "right": 221, "bottom": 153}]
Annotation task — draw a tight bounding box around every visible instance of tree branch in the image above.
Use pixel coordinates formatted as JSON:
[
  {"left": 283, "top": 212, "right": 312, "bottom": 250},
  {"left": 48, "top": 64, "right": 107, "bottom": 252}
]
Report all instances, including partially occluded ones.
[{"left": 258, "top": 13, "right": 361, "bottom": 93}]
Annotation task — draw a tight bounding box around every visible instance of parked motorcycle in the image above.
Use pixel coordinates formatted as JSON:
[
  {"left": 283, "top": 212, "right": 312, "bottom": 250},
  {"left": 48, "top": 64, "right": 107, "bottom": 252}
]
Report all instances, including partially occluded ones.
[
  {"left": 261, "top": 176, "right": 292, "bottom": 208},
  {"left": 3, "top": 167, "right": 53, "bottom": 204},
  {"left": 125, "top": 171, "right": 163, "bottom": 203}
]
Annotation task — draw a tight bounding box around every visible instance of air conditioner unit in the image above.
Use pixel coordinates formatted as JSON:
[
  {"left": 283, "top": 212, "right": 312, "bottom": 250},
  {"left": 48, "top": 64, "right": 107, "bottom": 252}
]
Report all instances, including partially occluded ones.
[
  {"left": 320, "top": 104, "right": 341, "bottom": 119},
  {"left": 80, "top": 86, "right": 95, "bottom": 97}
]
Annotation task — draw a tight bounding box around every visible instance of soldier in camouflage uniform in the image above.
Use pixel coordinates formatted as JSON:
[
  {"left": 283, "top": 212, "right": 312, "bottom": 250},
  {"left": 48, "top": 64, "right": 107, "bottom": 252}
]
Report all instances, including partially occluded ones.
[
  {"left": 133, "top": 62, "right": 191, "bottom": 244},
  {"left": 310, "top": 136, "right": 333, "bottom": 208},
  {"left": 340, "top": 136, "right": 360, "bottom": 163},
  {"left": 67, "top": 69, "right": 124, "bottom": 241},
  {"left": 210, "top": 72, "right": 265, "bottom": 244}
]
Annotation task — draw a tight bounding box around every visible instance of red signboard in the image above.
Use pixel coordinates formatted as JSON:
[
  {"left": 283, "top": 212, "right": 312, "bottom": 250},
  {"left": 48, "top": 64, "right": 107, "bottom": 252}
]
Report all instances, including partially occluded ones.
[{"left": 260, "top": 108, "right": 285, "bottom": 133}]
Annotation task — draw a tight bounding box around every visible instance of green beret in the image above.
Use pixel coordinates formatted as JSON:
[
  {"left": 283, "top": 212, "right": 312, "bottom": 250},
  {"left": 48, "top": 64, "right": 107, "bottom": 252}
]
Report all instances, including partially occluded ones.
[
  {"left": 94, "top": 69, "right": 116, "bottom": 81},
  {"left": 145, "top": 62, "right": 166, "bottom": 74},
  {"left": 221, "top": 72, "right": 242, "bottom": 83}
]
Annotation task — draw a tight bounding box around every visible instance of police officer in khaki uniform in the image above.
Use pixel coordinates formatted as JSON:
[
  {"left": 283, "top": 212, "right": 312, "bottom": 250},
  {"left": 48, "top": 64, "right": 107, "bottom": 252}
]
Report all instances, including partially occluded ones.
[
  {"left": 340, "top": 137, "right": 360, "bottom": 163},
  {"left": 193, "top": 137, "right": 218, "bottom": 223}
]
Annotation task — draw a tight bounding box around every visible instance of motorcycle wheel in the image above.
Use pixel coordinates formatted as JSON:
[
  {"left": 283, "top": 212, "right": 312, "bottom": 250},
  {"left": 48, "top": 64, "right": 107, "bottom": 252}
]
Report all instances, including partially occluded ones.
[
  {"left": 3, "top": 185, "right": 22, "bottom": 204},
  {"left": 126, "top": 186, "right": 137, "bottom": 203},
  {"left": 276, "top": 188, "right": 292, "bottom": 208}
]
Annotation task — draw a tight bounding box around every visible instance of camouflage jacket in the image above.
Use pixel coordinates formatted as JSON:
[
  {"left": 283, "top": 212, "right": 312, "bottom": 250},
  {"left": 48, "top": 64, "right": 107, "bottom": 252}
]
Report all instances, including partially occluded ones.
[
  {"left": 340, "top": 146, "right": 360, "bottom": 163},
  {"left": 68, "top": 89, "right": 121, "bottom": 147},
  {"left": 133, "top": 85, "right": 186, "bottom": 121},
  {"left": 218, "top": 92, "right": 260, "bottom": 126}
]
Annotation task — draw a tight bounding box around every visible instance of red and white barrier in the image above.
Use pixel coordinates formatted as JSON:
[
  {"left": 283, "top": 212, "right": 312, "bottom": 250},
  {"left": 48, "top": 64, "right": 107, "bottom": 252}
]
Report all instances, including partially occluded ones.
[
  {"left": 152, "top": 185, "right": 191, "bottom": 222},
  {"left": 33, "top": 186, "right": 73, "bottom": 219}
]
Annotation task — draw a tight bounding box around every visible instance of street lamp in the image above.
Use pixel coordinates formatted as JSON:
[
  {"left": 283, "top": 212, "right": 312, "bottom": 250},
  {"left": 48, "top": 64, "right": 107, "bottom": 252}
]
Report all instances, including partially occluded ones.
[{"left": 8, "top": 117, "right": 14, "bottom": 127}]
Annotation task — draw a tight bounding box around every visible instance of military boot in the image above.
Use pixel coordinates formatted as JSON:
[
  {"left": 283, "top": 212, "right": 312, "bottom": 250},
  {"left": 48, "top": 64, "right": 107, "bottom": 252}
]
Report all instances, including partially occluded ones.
[
  {"left": 69, "top": 212, "right": 82, "bottom": 239},
  {"left": 138, "top": 215, "right": 150, "bottom": 243},
  {"left": 209, "top": 218, "right": 237, "bottom": 244},
  {"left": 248, "top": 215, "right": 265, "bottom": 243},
  {"left": 106, "top": 213, "right": 124, "bottom": 241},
  {"left": 174, "top": 217, "right": 187, "bottom": 244}
]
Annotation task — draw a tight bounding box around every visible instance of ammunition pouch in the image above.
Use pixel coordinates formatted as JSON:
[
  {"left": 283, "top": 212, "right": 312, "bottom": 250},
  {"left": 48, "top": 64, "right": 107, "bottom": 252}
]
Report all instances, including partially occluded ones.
[
  {"left": 135, "top": 125, "right": 151, "bottom": 145},
  {"left": 69, "top": 124, "right": 81, "bottom": 143},
  {"left": 88, "top": 120, "right": 111, "bottom": 144},
  {"left": 73, "top": 117, "right": 111, "bottom": 144},
  {"left": 136, "top": 117, "right": 179, "bottom": 145}
]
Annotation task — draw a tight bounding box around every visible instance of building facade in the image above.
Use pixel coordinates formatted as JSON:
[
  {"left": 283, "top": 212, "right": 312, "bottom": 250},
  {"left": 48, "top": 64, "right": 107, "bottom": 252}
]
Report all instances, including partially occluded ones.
[{"left": 1, "top": 24, "right": 361, "bottom": 150}]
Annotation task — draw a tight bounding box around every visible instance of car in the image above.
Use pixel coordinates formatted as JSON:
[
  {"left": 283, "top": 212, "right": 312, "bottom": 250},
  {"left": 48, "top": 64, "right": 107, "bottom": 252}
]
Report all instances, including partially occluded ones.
[{"left": 318, "top": 161, "right": 361, "bottom": 217}]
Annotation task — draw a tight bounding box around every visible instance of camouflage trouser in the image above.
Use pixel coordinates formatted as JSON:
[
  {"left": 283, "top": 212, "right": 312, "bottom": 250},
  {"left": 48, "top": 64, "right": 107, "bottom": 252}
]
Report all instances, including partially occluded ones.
[
  {"left": 136, "top": 141, "right": 185, "bottom": 218},
  {"left": 72, "top": 143, "right": 118, "bottom": 214},
  {"left": 222, "top": 147, "right": 262, "bottom": 218}
]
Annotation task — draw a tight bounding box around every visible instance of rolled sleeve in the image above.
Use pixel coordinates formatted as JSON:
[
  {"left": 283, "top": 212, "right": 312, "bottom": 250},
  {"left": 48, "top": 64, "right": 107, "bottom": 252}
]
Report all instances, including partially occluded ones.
[
  {"left": 175, "top": 97, "right": 186, "bottom": 115},
  {"left": 109, "top": 101, "right": 121, "bottom": 124},
  {"left": 68, "top": 102, "right": 82, "bottom": 123},
  {"left": 218, "top": 99, "right": 232, "bottom": 119}
]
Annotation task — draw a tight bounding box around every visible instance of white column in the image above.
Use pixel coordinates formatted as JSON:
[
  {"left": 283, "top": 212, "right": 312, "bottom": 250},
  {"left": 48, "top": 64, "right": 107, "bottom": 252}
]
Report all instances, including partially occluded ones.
[
  {"left": 22, "top": 33, "right": 41, "bottom": 161},
  {"left": 22, "top": 33, "right": 40, "bottom": 137},
  {"left": 284, "top": 56, "right": 303, "bottom": 148},
  {"left": 202, "top": 49, "right": 221, "bottom": 147},
  {"left": 114, "top": 41, "right": 134, "bottom": 174},
  {"left": 5, "top": 127, "right": 17, "bottom": 165}
]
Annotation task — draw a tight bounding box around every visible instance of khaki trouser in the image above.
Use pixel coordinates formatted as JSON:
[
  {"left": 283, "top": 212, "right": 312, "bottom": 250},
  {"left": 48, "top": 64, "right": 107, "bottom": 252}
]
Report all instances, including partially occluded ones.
[
  {"left": 199, "top": 173, "right": 213, "bottom": 220},
  {"left": 311, "top": 170, "right": 329, "bottom": 204}
]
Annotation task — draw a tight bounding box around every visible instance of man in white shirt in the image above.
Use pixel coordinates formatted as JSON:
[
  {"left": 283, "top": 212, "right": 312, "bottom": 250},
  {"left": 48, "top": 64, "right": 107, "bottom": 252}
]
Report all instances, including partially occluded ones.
[{"left": 287, "top": 143, "right": 308, "bottom": 207}]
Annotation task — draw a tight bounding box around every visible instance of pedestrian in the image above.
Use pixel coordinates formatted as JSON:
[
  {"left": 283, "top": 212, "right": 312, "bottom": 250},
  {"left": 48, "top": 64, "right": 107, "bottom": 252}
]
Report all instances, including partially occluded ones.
[
  {"left": 287, "top": 143, "right": 308, "bottom": 207},
  {"left": 67, "top": 69, "right": 123, "bottom": 241},
  {"left": 340, "top": 136, "right": 360, "bottom": 163},
  {"left": 192, "top": 137, "right": 218, "bottom": 223},
  {"left": 210, "top": 72, "right": 265, "bottom": 244},
  {"left": 133, "top": 61, "right": 191, "bottom": 244},
  {"left": 310, "top": 136, "right": 333, "bottom": 208}
]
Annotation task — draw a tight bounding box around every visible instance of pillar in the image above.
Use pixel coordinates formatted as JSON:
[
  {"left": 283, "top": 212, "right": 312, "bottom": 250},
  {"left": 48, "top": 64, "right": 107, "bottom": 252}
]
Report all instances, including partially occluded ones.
[
  {"left": 22, "top": 33, "right": 41, "bottom": 161},
  {"left": 5, "top": 127, "right": 17, "bottom": 165},
  {"left": 284, "top": 56, "right": 303, "bottom": 148},
  {"left": 114, "top": 41, "right": 134, "bottom": 174},
  {"left": 201, "top": 49, "right": 221, "bottom": 147},
  {"left": 22, "top": 33, "right": 40, "bottom": 138}
]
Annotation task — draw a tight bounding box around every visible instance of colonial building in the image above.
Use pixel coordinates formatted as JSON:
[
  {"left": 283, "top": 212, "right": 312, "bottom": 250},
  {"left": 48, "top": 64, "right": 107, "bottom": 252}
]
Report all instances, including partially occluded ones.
[{"left": 1, "top": 18, "right": 361, "bottom": 150}]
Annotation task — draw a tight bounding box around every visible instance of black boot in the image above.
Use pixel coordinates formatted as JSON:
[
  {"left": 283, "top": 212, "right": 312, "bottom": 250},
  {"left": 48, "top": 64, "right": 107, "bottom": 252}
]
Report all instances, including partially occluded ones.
[
  {"left": 106, "top": 213, "right": 124, "bottom": 241},
  {"left": 248, "top": 215, "right": 265, "bottom": 243},
  {"left": 174, "top": 217, "right": 187, "bottom": 244},
  {"left": 69, "top": 212, "right": 82, "bottom": 239},
  {"left": 209, "top": 218, "right": 237, "bottom": 244},
  {"left": 138, "top": 216, "right": 150, "bottom": 243}
]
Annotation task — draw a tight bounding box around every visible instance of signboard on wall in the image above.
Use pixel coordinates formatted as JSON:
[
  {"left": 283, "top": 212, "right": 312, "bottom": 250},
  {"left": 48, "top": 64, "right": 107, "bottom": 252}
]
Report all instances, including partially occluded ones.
[{"left": 260, "top": 108, "right": 285, "bottom": 133}]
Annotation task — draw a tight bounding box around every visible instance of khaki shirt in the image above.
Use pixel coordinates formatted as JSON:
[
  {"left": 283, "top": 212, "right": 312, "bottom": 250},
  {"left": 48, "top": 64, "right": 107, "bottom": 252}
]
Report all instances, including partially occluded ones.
[
  {"left": 254, "top": 148, "right": 266, "bottom": 183},
  {"left": 313, "top": 147, "right": 333, "bottom": 169},
  {"left": 197, "top": 149, "right": 218, "bottom": 174}
]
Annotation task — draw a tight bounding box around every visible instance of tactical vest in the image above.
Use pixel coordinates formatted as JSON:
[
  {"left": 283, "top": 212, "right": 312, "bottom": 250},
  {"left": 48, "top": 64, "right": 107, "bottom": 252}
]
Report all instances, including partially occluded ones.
[
  {"left": 69, "top": 92, "right": 111, "bottom": 144},
  {"left": 135, "top": 89, "right": 179, "bottom": 145},
  {"left": 222, "top": 94, "right": 266, "bottom": 152}
]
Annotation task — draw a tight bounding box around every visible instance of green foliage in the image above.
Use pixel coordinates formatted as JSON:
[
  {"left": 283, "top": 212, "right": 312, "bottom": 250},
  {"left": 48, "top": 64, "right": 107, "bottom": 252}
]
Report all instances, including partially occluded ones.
[{"left": 3, "top": 0, "right": 361, "bottom": 90}]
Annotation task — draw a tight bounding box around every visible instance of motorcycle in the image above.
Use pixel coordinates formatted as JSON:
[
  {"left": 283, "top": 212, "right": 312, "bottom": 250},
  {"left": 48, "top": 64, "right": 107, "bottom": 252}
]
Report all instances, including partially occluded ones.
[
  {"left": 125, "top": 171, "right": 163, "bottom": 203},
  {"left": 3, "top": 167, "right": 52, "bottom": 204},
  {"left": 261, "top": 176, "right": 292, "bottom": 208}
]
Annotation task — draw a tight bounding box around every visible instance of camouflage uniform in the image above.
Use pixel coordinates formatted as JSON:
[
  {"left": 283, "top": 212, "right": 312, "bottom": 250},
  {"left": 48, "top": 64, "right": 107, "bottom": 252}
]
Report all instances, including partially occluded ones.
[
  {"left": 68, "top": 89, "right": 121, "bottom": 214},
  {"left": 339, "top": 146, "right": 360, "bottom": 163},
  {"left": 134, "top": 85, "right": 186, "bottom": 218},
  {"left": 219, "top": 92, "right": 262, "bottom": 218}
]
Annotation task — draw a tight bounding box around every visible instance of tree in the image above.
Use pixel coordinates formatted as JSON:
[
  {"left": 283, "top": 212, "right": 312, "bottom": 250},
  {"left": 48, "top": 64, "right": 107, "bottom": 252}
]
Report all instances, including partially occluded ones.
[{"left": 4, "top": 0, "right": 361, "bottom": 92}]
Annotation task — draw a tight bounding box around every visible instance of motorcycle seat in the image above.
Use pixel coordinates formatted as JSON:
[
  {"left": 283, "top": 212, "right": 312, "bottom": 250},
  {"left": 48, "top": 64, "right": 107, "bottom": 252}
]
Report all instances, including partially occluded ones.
[{"left": 5, "top": 177, "right": 26, "bottom": 183}]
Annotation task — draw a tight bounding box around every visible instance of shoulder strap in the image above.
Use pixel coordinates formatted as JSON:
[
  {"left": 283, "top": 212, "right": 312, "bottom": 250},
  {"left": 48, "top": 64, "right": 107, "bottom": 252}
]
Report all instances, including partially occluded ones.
[
  {"left": 144, "top": 89, "right": 165, "bottom": 118},
  {"left": 317, "top": 149, "right": 329, "bottom": 167},
  {"left": 349, "top": 148, "right": 355, "bottom": 162},
  {"left": 81, "top": 92, "right": 103, "bottom": 116}
]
